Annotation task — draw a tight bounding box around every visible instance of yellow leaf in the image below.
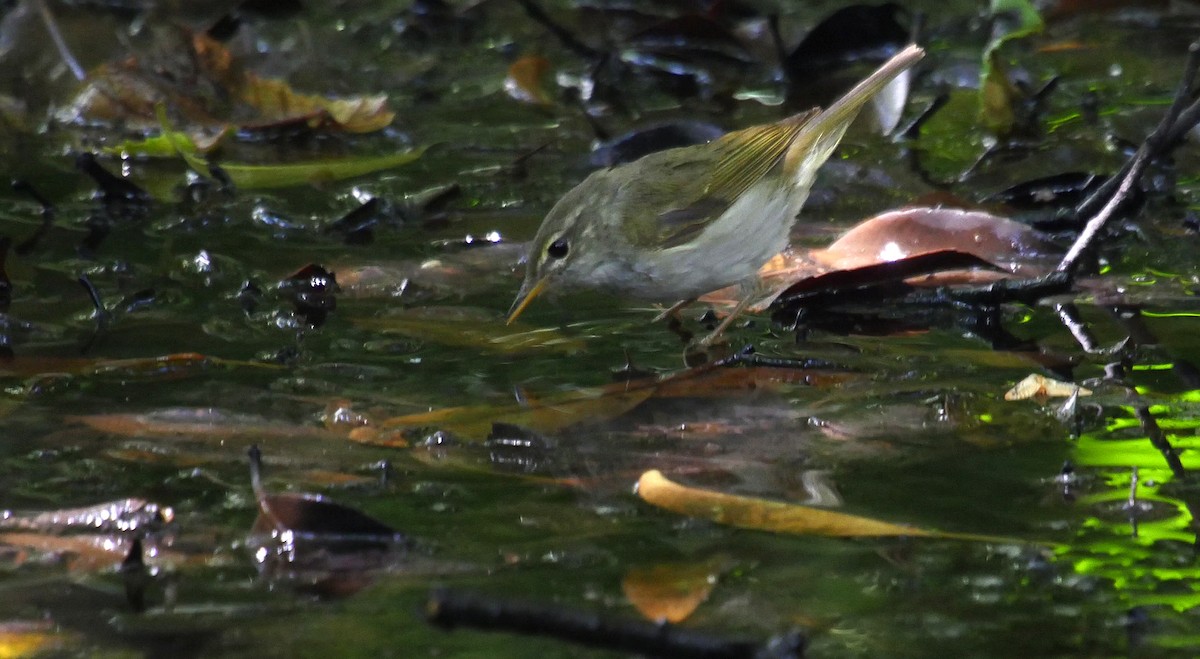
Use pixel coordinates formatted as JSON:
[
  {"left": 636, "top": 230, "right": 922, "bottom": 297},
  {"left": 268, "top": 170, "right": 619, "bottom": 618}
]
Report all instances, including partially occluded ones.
[
  {"left": 239, "top": 75, "right": 395, "bottom": 133},
  {"left": 622, "top": 559, "right": 724, "bottom": 623},
  {"left": 637, "top": 470, "right": 1022, "bottom": 542},
  {"left": 1004, "top": 373, "right": 1092, "bottom": 401},
  {"left": 0, "top": 623, "right": 67, "bottom": 659}
]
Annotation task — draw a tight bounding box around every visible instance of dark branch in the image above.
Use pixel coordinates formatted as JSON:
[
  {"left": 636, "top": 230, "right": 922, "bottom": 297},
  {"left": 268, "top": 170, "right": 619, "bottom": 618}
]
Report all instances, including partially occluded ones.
[{"left": 426, "top": 588, "right": 805, "bottom": 659}]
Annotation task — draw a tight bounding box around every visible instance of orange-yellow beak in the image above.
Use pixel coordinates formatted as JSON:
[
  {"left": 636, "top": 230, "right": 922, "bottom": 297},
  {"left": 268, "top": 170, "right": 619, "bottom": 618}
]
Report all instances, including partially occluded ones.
[{"left": 506, "top": 276, "right": 548, "bottom": 325}]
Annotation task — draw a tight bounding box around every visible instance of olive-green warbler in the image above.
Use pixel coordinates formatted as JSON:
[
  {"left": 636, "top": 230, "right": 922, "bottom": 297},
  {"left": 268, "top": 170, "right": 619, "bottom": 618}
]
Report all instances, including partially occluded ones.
[{"left": 509, "top": 44, "right": 925, "bottom": 345}]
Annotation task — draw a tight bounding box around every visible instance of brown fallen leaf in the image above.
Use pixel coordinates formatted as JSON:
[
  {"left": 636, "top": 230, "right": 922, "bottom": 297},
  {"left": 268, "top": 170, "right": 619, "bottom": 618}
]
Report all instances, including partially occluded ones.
[
  {"left": 811, "top": 207, "right": 1057, "bottom": 276},
  {"left": 369, "top": 360, "right": 850, "bottom": 443},
  {"left": 62, "top": 28, "right": 394, "bottom": 134},
  {"left": 504, "top": 55, "right": 553, "bottom": 105},
  {"left": 238, "top": 75, "right": 394, "bottom": 133},
  {"left": 1004, "top": 373, "right": 1092, "bottom": 401},
  {"left": 636, "top": 470, "right": 1021, "bottom": 542},
  {"left": 700, "top": 207, "right": 1057, "bottom": 311},
  {"left": 0, "top": 531, "right": 201, "bottom": 572},
  {"left": 247, "top": 446, "right": 406, "bottom": 598},
  {"left": 373, "top": 383, "right": 657, "bottom": 441},
  {"left": 622, "top": 558, "right": 726, "bottom": 623},
  {"left": 72, "top": 408, "right": 344, "bottom": 442}
]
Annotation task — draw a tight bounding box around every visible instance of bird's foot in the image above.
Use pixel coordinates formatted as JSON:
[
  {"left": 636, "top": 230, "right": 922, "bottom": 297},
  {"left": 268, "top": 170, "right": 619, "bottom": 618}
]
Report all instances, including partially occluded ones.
[
  {"left": 682, "top": 329, "right": 732, "bottom": 366},
  {"left": 652, "top": 298, "right": 695, "bottom": 323}
]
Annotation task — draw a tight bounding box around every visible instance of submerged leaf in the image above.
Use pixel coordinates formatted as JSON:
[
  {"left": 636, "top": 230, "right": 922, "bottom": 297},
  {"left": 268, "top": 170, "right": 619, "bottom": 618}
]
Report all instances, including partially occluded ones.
[
  {"left": 354, "top": 306, "right": 584, "bottom": 354},
  {"left": 247, "top": 446, "right": 407, "bottom": 598},
  {"left": 622, "top": 559, "right": 725, "bottom": 623},
  {"left": 0, "top": 499, "right": 171, "bottom": 533},
  {"left": 103, "top": 125, "right": 233, "bottom": 157},
  {"left": 375, "top": 382, "right": 658, "bottom": 441},
  {"left": 505, "top": 55, "right": 553, "bottom": 105},
  {"left": 63, "top": 28, "right": 395, "bottom": 134},
  {"left": 195, "top": 149, "right": 426, "bottom": 190},
  {"left": 72, "top": 408, "right": 344, "bottom": 442}
]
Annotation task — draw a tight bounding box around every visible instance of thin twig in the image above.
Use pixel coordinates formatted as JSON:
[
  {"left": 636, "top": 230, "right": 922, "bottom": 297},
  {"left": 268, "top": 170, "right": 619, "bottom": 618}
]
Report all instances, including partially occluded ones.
[
  {"left": 34, "top": 0, "right": 86, "bottom": 81},
  {"left": 1056, "top": 159, "right": 1144, "bottom": 276},
  {"left": 1069, "top": 41, "right": 1200, "bottom": 222},
  {"left": 1132, "top": 405, "right": 1186, "bottom": 479},
  {"left": 514, "top": 0, "right": 599, "bottom": 60}
]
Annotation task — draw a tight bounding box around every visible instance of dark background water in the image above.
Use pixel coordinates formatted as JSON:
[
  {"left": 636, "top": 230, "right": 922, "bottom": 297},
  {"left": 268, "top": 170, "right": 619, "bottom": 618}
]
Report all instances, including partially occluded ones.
[{"left": 0, "top": 1, "right": 1199, "bottom": 656}]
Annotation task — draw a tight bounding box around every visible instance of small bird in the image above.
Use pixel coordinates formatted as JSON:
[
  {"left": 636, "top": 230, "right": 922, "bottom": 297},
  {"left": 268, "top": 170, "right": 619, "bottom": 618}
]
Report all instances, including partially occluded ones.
[{"left": 508, "top": 44, "right": 924, "bottom": 345}]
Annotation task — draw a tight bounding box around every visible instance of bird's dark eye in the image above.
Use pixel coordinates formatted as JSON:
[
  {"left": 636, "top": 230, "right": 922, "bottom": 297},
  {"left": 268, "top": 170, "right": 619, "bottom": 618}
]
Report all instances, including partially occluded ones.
[{"left": 546, "top": 239, "right": 569, "bottom": 259}]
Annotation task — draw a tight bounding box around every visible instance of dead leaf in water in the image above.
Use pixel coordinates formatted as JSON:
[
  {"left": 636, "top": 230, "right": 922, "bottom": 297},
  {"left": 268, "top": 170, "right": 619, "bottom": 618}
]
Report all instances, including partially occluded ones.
[
  {"left": 637, "top": 470, "right": 1019, "bottom": 542},
  {"left": 0, "top": 531, "right": 198, "bottom": 572},
  {"left": 374, "top": 383, "right": 657, "bottom": 441},
  {"left": 355, "top": 307, "right": 585, "bottom": 354},
  {"left": 0, "top": 621, "right": 71, "bottom": 657},
  {"left": 1004, "top": 373, "right": 1091, "bottom": 401},
  {"left": 370, "top": 361, "right": 852, "bottom": 443},
  {"left": 812, "top": 207, "right": 1057, "bottom": 277},
  {"left": 0, "top": 499, "right": 170, "bottom": 533},
  {"left": 72, "top": 408, "right": 343, "bottom": 442},
  {"left": 621, "top": 558, "right": 726, "bottom": 623},
  {"left": 63, "top": 29, "right": 394, "bottom": 133},
  {"left": 248, "top": 447, "right": 407, "bottom": 598},
  {"left": 505, "top": 55, "right": 553, "bottom": 105},
  {"left": 0, "top": 352, "right": 277, "bottom": 380}
]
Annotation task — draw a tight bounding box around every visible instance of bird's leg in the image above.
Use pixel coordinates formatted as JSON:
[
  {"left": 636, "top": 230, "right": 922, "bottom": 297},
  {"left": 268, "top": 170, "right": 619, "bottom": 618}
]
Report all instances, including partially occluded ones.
[
  {"left": 693, "top": 295, "right": 754, "bottom": 348},
  {"left": 691, "top": 277, "right": 768, "bottom": 348},
  {"left": 652, "top": 298, "right": 696, "bottom": 323}
]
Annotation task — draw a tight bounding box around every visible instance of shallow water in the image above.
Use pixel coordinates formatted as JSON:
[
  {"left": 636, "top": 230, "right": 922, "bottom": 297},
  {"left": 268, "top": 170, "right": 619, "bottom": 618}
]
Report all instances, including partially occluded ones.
[{"left": 1, "top": 1, "right": 1199, "bottom": 657}]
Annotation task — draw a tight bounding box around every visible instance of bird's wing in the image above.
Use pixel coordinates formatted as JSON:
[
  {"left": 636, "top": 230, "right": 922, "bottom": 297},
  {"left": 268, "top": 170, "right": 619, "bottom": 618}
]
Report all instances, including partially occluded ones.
[{"left": 622, "top": 109, "right": 819, "bottom": 250}]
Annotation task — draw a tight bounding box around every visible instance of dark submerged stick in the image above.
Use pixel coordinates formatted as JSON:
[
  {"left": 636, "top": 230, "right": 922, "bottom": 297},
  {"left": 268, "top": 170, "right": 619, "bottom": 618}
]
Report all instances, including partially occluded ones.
[
  {"left": 426, "top": 588, "right": 805, "bottom": 659},
  {"left": 11, "top": 179, "right": 56, "bottom": 256}
]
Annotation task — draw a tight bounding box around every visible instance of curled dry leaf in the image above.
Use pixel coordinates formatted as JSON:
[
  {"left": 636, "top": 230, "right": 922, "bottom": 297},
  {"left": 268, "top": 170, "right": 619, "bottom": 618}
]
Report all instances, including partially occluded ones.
[
  {"left": 700, "top": 207, "right": 1056, "bottom": 311},
  {"left": 810, "top": 207, "right": 1058, "bottom": 278},
  {"left": 636, "top": 470, "right": 1022, "bottom": 542},
  {"left": 239, "top": 76, "right": 394, "bottom": 133},
  {"left": 1004, "top": 373, "right": 1092, "bottom": 401}
]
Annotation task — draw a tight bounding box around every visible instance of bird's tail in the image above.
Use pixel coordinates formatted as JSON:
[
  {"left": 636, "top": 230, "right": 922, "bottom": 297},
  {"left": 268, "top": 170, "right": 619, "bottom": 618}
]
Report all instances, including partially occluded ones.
[{"left": 783, "top": 44, "right": 925, "bottom": 181}]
